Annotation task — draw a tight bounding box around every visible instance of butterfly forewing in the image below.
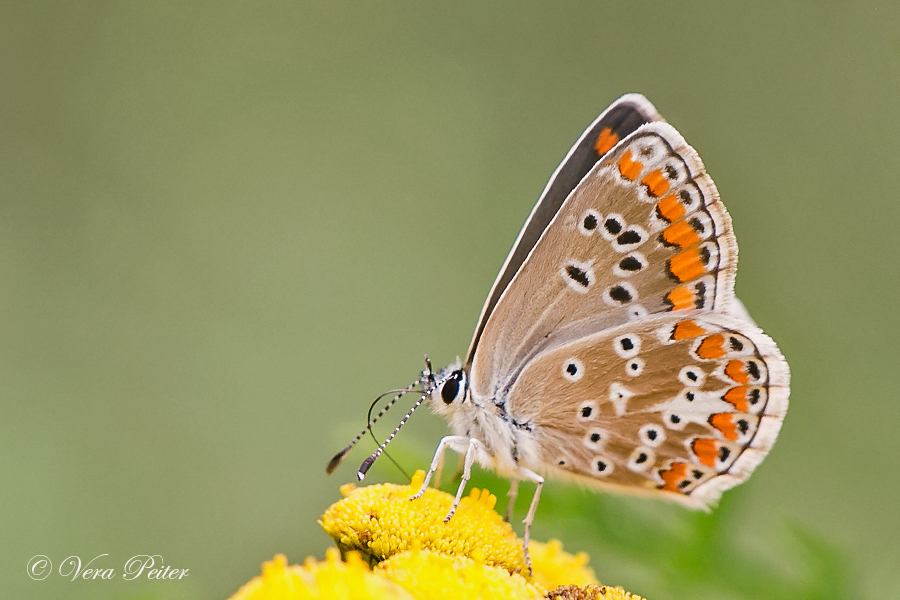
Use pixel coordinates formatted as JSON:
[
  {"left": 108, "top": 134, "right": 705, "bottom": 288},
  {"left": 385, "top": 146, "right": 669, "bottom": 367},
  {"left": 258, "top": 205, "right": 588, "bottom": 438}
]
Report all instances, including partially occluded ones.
[
  {"left": 469, "top": 122, "right": 738, "bottom": 400},
  {"left": 505, "top": 312, "right": 788, "bottom": 507},
  {"left": 467, "top": 95, "right": 663, "bottom": 363}
]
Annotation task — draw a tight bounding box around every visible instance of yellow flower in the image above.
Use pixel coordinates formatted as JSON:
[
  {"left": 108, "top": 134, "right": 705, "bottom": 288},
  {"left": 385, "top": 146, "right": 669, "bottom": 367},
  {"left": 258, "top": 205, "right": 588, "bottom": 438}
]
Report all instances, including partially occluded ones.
[
  {"left": 227, "top": 472, "right": 649, "bottom": 600},
  {"left": 227, "top": 550, "right": 414, "bottom": 600},
  {"left": 529, "top": 539, "right": 599, "bottom": 590},
  {"left": 377, "top": 545, "right": 545, "bottom": 600},
  {"left": 320, "top": 470, "right": 527, "bottom": 574},
  {"left": 227, "top": 550, "right": 642, "bottom": 600}
]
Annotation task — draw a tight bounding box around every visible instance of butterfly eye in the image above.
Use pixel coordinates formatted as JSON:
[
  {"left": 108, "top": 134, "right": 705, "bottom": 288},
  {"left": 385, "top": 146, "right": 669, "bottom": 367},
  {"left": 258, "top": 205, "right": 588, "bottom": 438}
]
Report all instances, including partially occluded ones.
[{"left": 440, "top": 370, "right": 466, "bottom": 405}]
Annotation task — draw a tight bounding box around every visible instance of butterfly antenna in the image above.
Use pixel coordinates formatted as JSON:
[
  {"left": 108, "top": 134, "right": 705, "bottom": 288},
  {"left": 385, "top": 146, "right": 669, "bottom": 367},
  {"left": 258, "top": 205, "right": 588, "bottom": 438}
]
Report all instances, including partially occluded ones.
[
  {"left": 357, "top": 392, "right": 428, "bottom": 481},
  {"left": 366, "top": 387, "right": 423, "bottom": 481},
  {"left": 363, "top": 356, "right": 436, "bottom": 480},
  {"left": 424, "top": 355, "right": 435, "bottom": 387},
  {"left": 325, "top": 383, "right": 421, "bottom": 474}
]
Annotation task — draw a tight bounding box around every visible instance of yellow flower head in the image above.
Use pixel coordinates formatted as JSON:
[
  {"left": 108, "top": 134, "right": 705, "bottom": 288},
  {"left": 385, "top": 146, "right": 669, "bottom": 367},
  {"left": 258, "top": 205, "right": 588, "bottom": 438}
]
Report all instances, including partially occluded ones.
[
  {"left": 320, "top": 470, "right": 527, "bottom": 574},
  {"left": 377, "top": 545, "right": 545, "bottom": 600},
  {"left": 227, "top": 550, "right": 640, "bottom": 600},
  {"left": 529, "top": 539, "right": 599, "bottom": 591},
  {"left": 227, "top": 549, "right": 414, "bottom": 600},
  {"left": 228, "top": 474, "right": 650, "bottom": 600}
]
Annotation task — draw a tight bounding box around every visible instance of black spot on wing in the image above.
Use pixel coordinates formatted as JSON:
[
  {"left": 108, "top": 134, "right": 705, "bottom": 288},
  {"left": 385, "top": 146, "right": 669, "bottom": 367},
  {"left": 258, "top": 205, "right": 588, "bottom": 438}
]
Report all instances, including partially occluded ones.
[
  {"left": 609, "top": 285, "right": 632, "bottom": 303},
  {"left": 604, "top": 217, "right": 623, "bottom": 235},
  {"left": 619, "top": 256, "right": 643, "bottom": 272},
  {"left": 747, "top": 361, "right": 762, "bottom": 380},
  {"left": 617, "top": 230, "right": 642, "bottom": 245},
  {"left": 694, "top": 280, "right": 708, "bottom": 309},
  {"left": 565, "top": 265, "right": 590, "bottom": 288}
]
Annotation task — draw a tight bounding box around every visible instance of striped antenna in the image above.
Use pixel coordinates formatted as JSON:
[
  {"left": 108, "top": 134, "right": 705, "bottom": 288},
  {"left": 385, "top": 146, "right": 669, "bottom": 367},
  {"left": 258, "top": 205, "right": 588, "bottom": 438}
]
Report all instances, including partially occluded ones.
[
  {"left": 357, "top": 392, "right": 428, "bottom": 481},
  {"left": 325, "top": 382, "right": 421, "bottom": 474}
]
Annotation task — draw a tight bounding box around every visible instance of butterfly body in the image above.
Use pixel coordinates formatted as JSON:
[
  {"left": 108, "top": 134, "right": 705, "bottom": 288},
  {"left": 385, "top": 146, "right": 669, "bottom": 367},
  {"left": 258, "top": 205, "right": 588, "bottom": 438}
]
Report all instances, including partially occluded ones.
[{"left": 426, "top": 362, "right": 542, "bottom": 481}]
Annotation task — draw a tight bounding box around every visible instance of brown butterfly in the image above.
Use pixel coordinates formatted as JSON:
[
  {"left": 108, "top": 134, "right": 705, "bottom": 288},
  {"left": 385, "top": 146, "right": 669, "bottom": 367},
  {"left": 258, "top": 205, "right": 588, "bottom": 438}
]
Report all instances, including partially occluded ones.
[{"left": 327, "top": 94, "right": 789, "bottom": 572}]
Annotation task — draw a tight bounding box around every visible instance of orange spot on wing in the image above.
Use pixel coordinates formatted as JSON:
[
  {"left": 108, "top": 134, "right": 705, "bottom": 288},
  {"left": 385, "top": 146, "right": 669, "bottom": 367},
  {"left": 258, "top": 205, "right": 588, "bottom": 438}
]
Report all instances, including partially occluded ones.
[
  {"left": 668, "top": 247, "right": 707, "bottom": 282},
  {"left": 691, "top": 439, "right": 718, "bottom": 467},
  {"left": 723, "top": 386, "right": 749, "bottom": 411},
  {"left": 666, "top": 285, "right": 695, "bottom": 311},
  {"left": 725, "top": 359, "right": 749, "bottom": 383},
  {"left": 659, "top": 461, "right": 689, "bottom": 491},
  {"left": 656, "top": 194, "right": 685, "bottom": 223},
  {"left": 696, "top": 334, "right": 727, "bottom": 359},
  {"left": 617, "top": 150, "right": 643, "bottom": 181},
  {"left": 673, "top": 320, "right": 706, "bottom": 340},
  {"left": 641, "top": 169, "right": 670, "bottom": 197},
  {"left": 709, "top": 413, "right": 739, "bottom": 441},
  {"left": 594, "top": 127, "right": 620, "bottom": 155},
  {"left": 662, "top": 220, "right": 702, "bottom": 248}
]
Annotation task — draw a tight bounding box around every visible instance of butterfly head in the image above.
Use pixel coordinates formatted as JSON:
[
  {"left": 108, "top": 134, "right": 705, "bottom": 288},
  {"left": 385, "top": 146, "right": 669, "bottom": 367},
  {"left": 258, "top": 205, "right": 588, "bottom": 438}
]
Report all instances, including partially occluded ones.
[{"left": 422, "top": 358, "right": 468, "bottom": 417}]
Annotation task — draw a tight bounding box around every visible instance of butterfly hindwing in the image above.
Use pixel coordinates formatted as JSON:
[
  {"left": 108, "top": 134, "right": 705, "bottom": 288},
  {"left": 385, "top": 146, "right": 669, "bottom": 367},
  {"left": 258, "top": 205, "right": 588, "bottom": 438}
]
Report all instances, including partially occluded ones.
[
  {"left": 505, "top": 312, "right": 789, "bottom": 507},
  {"left": 469, "top": 122, "right": 738, "bottom": 400}
]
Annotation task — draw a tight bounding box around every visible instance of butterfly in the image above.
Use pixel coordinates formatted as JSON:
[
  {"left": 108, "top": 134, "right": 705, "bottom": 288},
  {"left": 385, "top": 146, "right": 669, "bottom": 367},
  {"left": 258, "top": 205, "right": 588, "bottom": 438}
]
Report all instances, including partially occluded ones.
[{"left": 327, "top": 94, "right": 789, "bottom": 572}]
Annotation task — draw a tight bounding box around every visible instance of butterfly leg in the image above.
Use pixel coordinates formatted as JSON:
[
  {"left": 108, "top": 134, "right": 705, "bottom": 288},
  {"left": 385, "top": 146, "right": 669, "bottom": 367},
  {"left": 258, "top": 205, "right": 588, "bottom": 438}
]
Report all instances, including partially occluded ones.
[
  {"left": 410, "top": 435, "right": 470, "bottom": 501},
  {"left": 433, "top": 443, "right": 446, "bottom": 490},
  {"left": 444, "top": 437, "right": 487, "bottom": 522},
  {"left": 505, "top": 479, "right": 519, "bottom": 522},
  {"left": 516, "top": 466, "right": 544, "bottom": 576}
]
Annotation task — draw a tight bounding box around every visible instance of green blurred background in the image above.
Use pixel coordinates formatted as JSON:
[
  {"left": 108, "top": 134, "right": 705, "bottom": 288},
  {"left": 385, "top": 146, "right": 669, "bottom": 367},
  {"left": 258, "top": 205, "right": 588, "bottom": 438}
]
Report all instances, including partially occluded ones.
[{"left": 2, "top": 2, "right": 899, "bottom": 599}]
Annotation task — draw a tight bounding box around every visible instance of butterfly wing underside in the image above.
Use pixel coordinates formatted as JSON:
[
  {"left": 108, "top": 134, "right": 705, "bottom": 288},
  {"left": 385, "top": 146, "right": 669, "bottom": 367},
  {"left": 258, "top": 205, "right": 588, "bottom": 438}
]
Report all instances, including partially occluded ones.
[
  {"left": 469, "top": 122, "right": 738, "bottom": 401},
  {"left": 507, "top": 312, "right": 789, "bottom": 507}
]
